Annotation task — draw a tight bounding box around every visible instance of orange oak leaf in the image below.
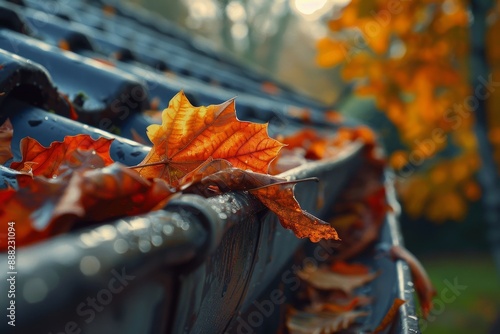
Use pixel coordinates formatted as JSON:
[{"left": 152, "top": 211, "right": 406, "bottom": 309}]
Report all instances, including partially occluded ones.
[
  {"left": 0, "top": 163, "right": 174, "bottom": 250},
  {"left": 182, "top": 162, "right": 286, "bottom": 195},
  {"left": 373, "top": 298, "right": 406, "bottom": 333},
  {"left": 136, "top": 91, "right": 284, "bottom": 186},
  {"left": 390, "top": 245, "right": 436, "bottom": 319},
  {"left": 10, "top": 134, "right": 114, "bottom": 177}
]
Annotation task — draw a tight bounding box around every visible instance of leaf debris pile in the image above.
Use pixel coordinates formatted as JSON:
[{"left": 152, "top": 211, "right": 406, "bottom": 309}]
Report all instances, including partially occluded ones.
[{"left": 0, "top": 91, "right": 353, "bottom": 249}]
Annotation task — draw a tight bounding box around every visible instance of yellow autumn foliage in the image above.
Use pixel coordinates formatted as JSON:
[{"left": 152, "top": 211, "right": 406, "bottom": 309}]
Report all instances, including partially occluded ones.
[{"left": 317, "top": 0, "right": 488, "bottom": 222}]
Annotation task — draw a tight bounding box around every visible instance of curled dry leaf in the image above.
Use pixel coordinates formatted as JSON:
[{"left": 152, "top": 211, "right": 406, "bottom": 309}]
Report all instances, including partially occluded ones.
[
  {"left": 181, "top": 161, "right": 339, "bottom": 242},
  {"left": 136, "top": 91, "right": 284, "bottom": 186},
  {"left": 390, "top": 245, "right": 436, "bottom": 318},
  {"left": 287, "top": 308, "right": 368, "bottom": 334},
  {"left": 10, "top": 134, "right": 114, "bottom": 177},
  {"left": 0, "top": 118, "right": 13, "bottom": 164},
  {"left": 0, "top": 176, "right": 72, "bottom": 249},
  {"left": 1, "top": 91, "right": 342, "bottom": 248},
  {"left": 373, "top": 298, "right": 406, "bottom": 333},
  {"left": 71, "top": 163, "right": 175, "bottom": 221},
  {"left": 249, "top": 183, "right": 340, "bottom": 242},
  {"left": 297, "top": 265, "right": 378, "bottom": 294},
  {"left": 179, "top": 158, "right": 232, "bottom": 190},
  {"left": 0, "top": 163, "right": 175, "bottom": 250}
]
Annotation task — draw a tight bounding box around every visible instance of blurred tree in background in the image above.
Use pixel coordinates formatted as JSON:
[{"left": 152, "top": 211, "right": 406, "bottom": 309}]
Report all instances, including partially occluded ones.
[
  {"left": 317, "top": 0, "right": 476, "bottom": 224},
  {"left": 315, "top": 0, "right": 500, "bottom": 274}
]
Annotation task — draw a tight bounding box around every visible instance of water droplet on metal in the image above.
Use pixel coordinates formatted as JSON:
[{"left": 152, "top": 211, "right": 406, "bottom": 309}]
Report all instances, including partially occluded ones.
[
  {"left": 115, "top": 220, "right": 131, "bottom": 235},
  {"left": 113, "top": 239, "right": 129, "bottom": 254},
  {"left": 80, "top": 256, "right": 101, "bottom": 276},
  {"left": 151, "top": 235, "right": 163, "bottom": 246},
  {"left": 138, "top": 239, "right": 151, "bottom": 253},
  {"left": 163, "top": 224, "right": 174, "bottom": 235},
  {"left": 94, "top": 225, "right": 117, "bottom": 241}
]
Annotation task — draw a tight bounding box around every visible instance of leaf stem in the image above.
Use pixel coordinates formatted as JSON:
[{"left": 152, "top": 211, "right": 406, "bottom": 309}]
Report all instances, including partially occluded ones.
[
  {"left": 250, "top": 177, "right": 319, "bottom": 191},
  {"left": 128, "top": 161, "right": 167, "bottom": 169}
]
